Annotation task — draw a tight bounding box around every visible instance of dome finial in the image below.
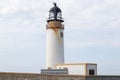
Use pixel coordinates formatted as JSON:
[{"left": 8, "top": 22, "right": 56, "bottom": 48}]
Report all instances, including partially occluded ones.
[{"left": 53, "top": 2, "right": 57, "bottom": 7}]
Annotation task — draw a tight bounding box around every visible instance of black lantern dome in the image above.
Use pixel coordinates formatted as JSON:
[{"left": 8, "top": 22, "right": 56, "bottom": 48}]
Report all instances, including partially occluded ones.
[
  {"left": 47, "top": 3, "right": 64, "bottom": 22},
  {"left": 49, "top": 3, "right": 61, "bottom": 13}
]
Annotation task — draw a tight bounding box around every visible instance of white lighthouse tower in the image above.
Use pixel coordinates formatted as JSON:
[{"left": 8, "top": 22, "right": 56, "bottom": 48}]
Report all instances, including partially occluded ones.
[
  {"left": 46, "top": 3, "right": 64, "bottom": 69},
  {"left": 41, "top": 3, "right": 97, "bottom": 75}
]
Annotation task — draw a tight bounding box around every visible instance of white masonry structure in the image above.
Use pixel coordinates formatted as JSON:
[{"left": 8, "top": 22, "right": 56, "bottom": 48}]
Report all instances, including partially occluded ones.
[
  {"left": 42, "top": 3, "right": 97, "bottom": 75},
  {"left": 46, "top": 3, "right": 64, "bottom": 69}
]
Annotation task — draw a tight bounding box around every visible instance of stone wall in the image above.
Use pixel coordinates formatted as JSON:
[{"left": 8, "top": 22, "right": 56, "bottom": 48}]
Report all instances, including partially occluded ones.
[
  {"left": 0, "top": 72, "right": 86, "bottom": 80},
  {"left": 87, "top": 76, "right": 120, "bottom": 80},
  {"left": 0, "top": 72, "right": 119, "bottom": 80}
]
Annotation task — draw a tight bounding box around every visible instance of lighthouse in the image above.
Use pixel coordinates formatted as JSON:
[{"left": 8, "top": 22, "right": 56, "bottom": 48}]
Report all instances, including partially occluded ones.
[
  {"left": 41, "top": 3, "right": 97, "bottom": 75},
  {"left": 46, "top": 3, "right": 64, "bottom": 69}
]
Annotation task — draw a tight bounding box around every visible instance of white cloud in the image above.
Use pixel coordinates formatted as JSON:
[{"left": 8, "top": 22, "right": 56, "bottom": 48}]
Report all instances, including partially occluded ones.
[
  {"left": 65, "top": 39, "right": 120, "bottom": 49},
  {"left": 0, "top": 0, "right": 49, "bottom": 14},
  {"left": 60, "top": 0, "right": 120, "bottom": 33}
]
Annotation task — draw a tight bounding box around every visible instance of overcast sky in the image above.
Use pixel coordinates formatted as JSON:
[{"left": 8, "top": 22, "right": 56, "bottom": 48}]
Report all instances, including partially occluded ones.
[{"left": 0, "top": 0, "right": 120, "bottom": 75}]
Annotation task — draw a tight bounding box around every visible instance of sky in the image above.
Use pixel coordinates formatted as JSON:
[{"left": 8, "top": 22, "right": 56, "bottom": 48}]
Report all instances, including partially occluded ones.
[{"left": 0, "top": 0, "right": 120, "bottom": 75}]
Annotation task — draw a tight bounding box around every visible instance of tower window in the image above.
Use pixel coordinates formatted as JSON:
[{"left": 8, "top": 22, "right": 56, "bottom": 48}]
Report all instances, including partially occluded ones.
[
  {"left": 60, "top": 32, "right": 63, "bottom": 38},
  {"left": 89, "top": 69, "right": 95, "bottom": 75}
]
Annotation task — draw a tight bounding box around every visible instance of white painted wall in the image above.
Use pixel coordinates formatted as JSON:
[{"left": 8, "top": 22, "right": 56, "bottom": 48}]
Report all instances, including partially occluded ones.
[
  {"left": 56, "top": 64, "right": 86, "bottom": 75},
  {"left": 46, "top": 28, "right": 64, "bottom": 69},
  {"left": 56, "top": 63, "right": 97, "bottom": 75}
]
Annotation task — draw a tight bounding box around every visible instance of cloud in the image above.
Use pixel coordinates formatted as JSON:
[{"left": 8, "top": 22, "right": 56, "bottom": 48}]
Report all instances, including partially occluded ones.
[
  {"left": 65, "top": 39, "right": 120, "bottom": 49},
  {"left": 0, "top": 0, "right": 47, "bottom": 14},
  {"left": 60, "top": 0, "right": 120, "bottom": 32}
]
